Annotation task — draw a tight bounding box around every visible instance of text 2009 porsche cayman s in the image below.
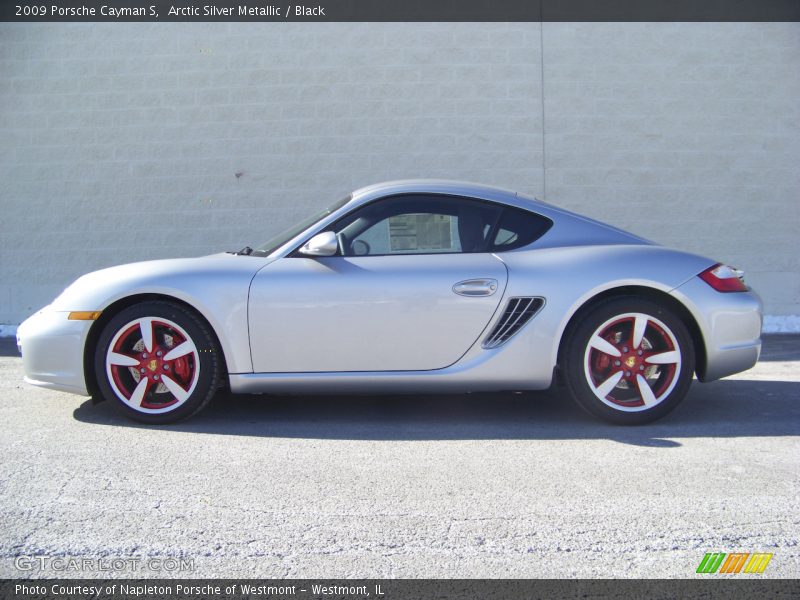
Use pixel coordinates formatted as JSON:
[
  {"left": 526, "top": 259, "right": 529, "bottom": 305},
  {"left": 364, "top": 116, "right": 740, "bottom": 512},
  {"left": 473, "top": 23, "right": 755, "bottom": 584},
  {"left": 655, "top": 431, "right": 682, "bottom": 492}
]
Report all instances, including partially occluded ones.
[{"left": 18, "top": 181, "right": 762, "bottom": 424}]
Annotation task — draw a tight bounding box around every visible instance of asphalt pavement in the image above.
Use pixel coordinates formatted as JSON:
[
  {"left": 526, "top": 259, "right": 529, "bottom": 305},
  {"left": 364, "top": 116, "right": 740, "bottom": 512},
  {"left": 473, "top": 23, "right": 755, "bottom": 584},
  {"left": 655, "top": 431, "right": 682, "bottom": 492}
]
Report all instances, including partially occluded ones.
[{"left": 0, "top": 336, "right": 797, "bottom": 578}]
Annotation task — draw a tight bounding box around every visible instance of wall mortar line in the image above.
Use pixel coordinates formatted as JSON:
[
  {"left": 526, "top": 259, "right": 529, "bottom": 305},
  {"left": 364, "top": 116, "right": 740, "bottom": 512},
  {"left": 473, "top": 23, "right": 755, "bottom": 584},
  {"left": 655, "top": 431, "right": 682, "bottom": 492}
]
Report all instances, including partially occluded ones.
[{"left": 539, "top": 18, "right": 547, "bottom": 201}]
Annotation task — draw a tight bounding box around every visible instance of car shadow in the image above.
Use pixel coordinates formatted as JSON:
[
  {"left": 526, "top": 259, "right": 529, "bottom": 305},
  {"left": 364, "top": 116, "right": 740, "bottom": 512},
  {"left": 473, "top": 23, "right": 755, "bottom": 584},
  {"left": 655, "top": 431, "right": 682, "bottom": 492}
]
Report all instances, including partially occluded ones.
[
  {"left": 758, "top": 333, "right": 800, "bottom": 362},
  {"left": 0, "top": 338, "right": 18, "bottom": 356},
  {"left": 72, "top": 378, "right": 799, "bottom": 446}
]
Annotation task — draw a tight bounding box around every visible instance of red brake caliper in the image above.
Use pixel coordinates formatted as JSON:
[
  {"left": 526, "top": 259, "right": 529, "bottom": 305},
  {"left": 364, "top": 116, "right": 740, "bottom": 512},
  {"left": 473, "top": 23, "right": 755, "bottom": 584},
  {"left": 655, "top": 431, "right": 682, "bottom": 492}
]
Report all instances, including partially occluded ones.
[
  {"left": 173, "top": 356, "right": 190, "bottom": 381},
  {"left": 594, "top": 334, "right": 616, "bottom": 373}
]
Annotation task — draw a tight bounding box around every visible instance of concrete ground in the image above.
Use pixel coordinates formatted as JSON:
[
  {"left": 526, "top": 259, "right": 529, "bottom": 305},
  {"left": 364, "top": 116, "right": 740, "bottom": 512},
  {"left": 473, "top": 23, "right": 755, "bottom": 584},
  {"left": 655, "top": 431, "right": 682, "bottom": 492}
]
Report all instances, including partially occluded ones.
[{"left": 0, "top": 336, "right": 797, "bottom": 579}]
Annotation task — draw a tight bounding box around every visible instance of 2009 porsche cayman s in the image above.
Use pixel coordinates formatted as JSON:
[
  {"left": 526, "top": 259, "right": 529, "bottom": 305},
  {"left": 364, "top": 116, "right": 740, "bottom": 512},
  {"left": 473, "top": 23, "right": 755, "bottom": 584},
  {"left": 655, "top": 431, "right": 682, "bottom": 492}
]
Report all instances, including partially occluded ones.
[{"left": 18, "top": 180, "right": 762, "bottom": 425}]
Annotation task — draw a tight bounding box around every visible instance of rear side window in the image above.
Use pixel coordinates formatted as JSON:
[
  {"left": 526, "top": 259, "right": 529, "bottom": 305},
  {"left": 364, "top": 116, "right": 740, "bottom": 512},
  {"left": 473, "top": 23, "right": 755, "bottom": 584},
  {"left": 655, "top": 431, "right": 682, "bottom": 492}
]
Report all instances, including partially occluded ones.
[{"left": 489, "top": 207, "right": 552, "bottom": 252}]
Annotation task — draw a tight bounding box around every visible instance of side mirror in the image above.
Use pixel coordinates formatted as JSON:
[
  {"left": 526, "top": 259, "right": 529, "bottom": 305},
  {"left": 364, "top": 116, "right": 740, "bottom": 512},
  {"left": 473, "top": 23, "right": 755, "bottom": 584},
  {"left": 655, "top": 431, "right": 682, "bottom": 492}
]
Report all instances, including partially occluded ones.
[{"left": 298, "top": 231, "right": 338, "bottom": 257}]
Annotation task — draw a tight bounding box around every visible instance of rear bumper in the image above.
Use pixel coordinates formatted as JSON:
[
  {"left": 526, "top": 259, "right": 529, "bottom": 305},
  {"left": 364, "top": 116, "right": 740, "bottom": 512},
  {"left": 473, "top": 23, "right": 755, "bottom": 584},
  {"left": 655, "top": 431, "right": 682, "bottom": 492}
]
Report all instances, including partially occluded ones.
[
  {"left": 670, "top": 278, "right": 762, "bottom": 382},
  {"left": 17, "top": 307, "right": 92, "bottom": 396}
]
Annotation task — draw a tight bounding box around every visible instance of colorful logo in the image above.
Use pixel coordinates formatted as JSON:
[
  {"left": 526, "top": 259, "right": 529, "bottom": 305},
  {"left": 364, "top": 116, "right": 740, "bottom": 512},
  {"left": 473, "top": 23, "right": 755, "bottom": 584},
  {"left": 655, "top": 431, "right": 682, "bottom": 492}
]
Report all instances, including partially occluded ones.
[{"left": 696, "top": 552, "right": 773, "bottom": 574}]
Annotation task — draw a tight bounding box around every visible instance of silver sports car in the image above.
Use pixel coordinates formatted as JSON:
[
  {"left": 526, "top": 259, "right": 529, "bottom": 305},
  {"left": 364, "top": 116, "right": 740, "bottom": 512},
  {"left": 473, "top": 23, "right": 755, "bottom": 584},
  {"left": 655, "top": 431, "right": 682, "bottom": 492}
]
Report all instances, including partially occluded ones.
[{"left": 17, "top": 180, "right": 762, "bottom": 425}]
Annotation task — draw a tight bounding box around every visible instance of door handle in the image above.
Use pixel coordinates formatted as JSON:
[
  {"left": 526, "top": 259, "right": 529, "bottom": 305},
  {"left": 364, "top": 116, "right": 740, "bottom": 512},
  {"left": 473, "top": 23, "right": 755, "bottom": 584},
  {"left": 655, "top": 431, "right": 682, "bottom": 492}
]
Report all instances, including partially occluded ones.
[{"left": 452, "top": 278, "right": 499, "bottom": 297}]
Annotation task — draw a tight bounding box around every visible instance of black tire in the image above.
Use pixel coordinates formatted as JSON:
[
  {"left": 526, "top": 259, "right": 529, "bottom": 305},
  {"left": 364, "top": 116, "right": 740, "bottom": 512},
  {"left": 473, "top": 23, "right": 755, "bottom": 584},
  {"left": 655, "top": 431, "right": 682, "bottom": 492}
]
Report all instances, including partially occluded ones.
[
  {"left": 94, "top": 301, "right": 221, "bottom": 424},
  {"left": 562, "top": 297, "right": 695, "bottom": 425}
]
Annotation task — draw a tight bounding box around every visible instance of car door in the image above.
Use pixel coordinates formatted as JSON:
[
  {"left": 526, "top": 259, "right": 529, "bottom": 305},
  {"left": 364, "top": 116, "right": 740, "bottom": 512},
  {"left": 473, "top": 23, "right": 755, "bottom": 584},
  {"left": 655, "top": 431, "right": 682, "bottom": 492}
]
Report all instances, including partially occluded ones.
[{"left": 248, "top": 195, "right": 509, "bottom": 373}]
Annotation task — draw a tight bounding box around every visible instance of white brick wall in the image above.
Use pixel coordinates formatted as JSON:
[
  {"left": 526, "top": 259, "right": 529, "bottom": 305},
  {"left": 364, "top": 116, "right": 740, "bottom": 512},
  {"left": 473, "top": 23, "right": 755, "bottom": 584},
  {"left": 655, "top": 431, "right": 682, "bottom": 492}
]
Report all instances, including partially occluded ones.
[{"left": 0, "top": 22, "right": 797, "bottom": 325}]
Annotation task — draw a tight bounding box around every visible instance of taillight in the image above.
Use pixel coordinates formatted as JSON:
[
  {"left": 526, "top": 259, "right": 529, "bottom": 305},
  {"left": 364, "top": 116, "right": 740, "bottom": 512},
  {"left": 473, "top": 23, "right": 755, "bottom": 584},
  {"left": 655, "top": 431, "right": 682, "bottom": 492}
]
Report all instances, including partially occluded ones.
[{"left": 698, "top": 263, "right": 747, "bottom": 292}]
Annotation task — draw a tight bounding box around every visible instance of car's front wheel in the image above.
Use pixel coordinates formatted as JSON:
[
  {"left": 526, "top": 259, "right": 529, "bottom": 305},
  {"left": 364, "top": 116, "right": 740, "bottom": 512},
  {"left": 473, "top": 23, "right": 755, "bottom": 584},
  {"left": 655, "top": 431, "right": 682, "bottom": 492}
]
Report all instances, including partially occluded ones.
[
  {"left": 94, "top": 301, "right": 221, "bottom": 423},
  {"left": 563, "top": 297, "right": 695, "bottom": 425}
]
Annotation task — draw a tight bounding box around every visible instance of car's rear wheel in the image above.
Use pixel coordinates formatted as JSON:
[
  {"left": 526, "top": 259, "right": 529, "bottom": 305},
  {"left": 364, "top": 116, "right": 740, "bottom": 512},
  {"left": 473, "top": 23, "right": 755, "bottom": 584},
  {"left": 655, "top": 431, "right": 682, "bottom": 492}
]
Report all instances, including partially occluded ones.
[
  {"left": 94, "top": 301, "right": 221, "bottom": 423},
  {"left": 563, "top": 297, "right": 694, "bottom": 424}
]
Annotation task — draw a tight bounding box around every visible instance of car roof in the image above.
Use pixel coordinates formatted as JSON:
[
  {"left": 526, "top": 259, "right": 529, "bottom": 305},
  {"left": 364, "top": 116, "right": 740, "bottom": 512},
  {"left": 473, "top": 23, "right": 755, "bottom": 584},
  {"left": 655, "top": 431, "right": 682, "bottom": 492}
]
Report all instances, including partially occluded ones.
[
  {"left": 347, "top": 179, "right": 585, "bottom": 223},
  {"left": 349, "top": 179, "right": 538, "bottom": 211}
]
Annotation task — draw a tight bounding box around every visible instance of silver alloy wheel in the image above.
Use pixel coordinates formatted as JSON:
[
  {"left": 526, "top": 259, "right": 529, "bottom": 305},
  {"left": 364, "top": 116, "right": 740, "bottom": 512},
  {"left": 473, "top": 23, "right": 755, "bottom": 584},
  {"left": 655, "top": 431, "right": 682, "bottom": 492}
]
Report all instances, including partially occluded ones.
[
  {"left": 582, "top": 312, "right": 682, "bottom": 412},
  {"left": 105, "top": 316, "right": 201, "bottom": 414}
]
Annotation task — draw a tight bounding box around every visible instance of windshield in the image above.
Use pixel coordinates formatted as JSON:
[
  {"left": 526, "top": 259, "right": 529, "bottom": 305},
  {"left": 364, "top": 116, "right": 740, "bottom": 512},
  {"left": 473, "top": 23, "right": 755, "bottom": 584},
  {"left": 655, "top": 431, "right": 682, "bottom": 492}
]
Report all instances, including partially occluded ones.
[{"left": 251, "top": 194, "right": 351, "bottom": 257}]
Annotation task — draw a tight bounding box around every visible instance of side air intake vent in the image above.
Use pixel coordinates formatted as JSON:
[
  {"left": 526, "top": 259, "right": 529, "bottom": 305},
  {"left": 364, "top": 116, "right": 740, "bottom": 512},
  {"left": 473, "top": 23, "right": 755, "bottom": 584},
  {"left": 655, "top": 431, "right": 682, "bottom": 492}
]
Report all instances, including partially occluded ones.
[{"left": 482, "top": 297, "right": 545, "bottom": 349}]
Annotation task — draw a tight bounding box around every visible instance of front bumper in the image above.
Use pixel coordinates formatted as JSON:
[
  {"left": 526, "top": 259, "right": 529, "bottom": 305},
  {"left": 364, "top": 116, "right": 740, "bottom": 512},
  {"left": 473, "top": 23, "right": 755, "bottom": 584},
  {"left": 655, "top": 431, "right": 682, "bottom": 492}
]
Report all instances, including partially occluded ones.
[
  {"left": 670, "top": 277, "right": 762, "bottom": 382},
  {"left": 17, "top": 307, "right": 93, "bottom": 396}
]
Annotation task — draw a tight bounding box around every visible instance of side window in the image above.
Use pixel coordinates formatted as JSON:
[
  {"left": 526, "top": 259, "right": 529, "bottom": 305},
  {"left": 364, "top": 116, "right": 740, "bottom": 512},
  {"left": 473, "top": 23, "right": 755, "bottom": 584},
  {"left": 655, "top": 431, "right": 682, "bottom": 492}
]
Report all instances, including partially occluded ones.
[
  {"left": 354, "top": 212, "right": 457, "bottom": 254},
  {"left": 335, "top": 195, "right": 501, "bottom": 256},
  {"left": 489, "top": 207, "right": 553, "bottom": 252}
]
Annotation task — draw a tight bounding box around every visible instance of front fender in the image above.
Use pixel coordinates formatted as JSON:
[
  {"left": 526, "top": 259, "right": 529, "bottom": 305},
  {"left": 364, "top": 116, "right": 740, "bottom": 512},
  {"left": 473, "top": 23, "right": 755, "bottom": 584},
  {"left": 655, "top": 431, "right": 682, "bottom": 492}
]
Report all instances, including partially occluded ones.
[{"left": 48, "top": 253, "right": 271, "bottom": 374}]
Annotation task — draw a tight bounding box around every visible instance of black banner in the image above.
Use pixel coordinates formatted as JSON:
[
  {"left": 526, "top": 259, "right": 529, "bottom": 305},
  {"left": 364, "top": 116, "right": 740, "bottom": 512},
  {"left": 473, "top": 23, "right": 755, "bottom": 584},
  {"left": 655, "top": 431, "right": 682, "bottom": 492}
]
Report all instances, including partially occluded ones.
[
  {"left": 2, "top": 0, "right": 800, "bottom": 22},
  {"left": 3, "top": 579, "right": 800, "bottom": 600}
]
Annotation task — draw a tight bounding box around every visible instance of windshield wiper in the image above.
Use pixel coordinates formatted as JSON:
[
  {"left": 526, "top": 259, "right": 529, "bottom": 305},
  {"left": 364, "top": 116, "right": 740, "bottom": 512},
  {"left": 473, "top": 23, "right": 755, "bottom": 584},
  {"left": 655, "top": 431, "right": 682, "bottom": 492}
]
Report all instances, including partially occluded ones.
[{"left": 227, "top": 246, "right": 254, "bottom": 256}]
